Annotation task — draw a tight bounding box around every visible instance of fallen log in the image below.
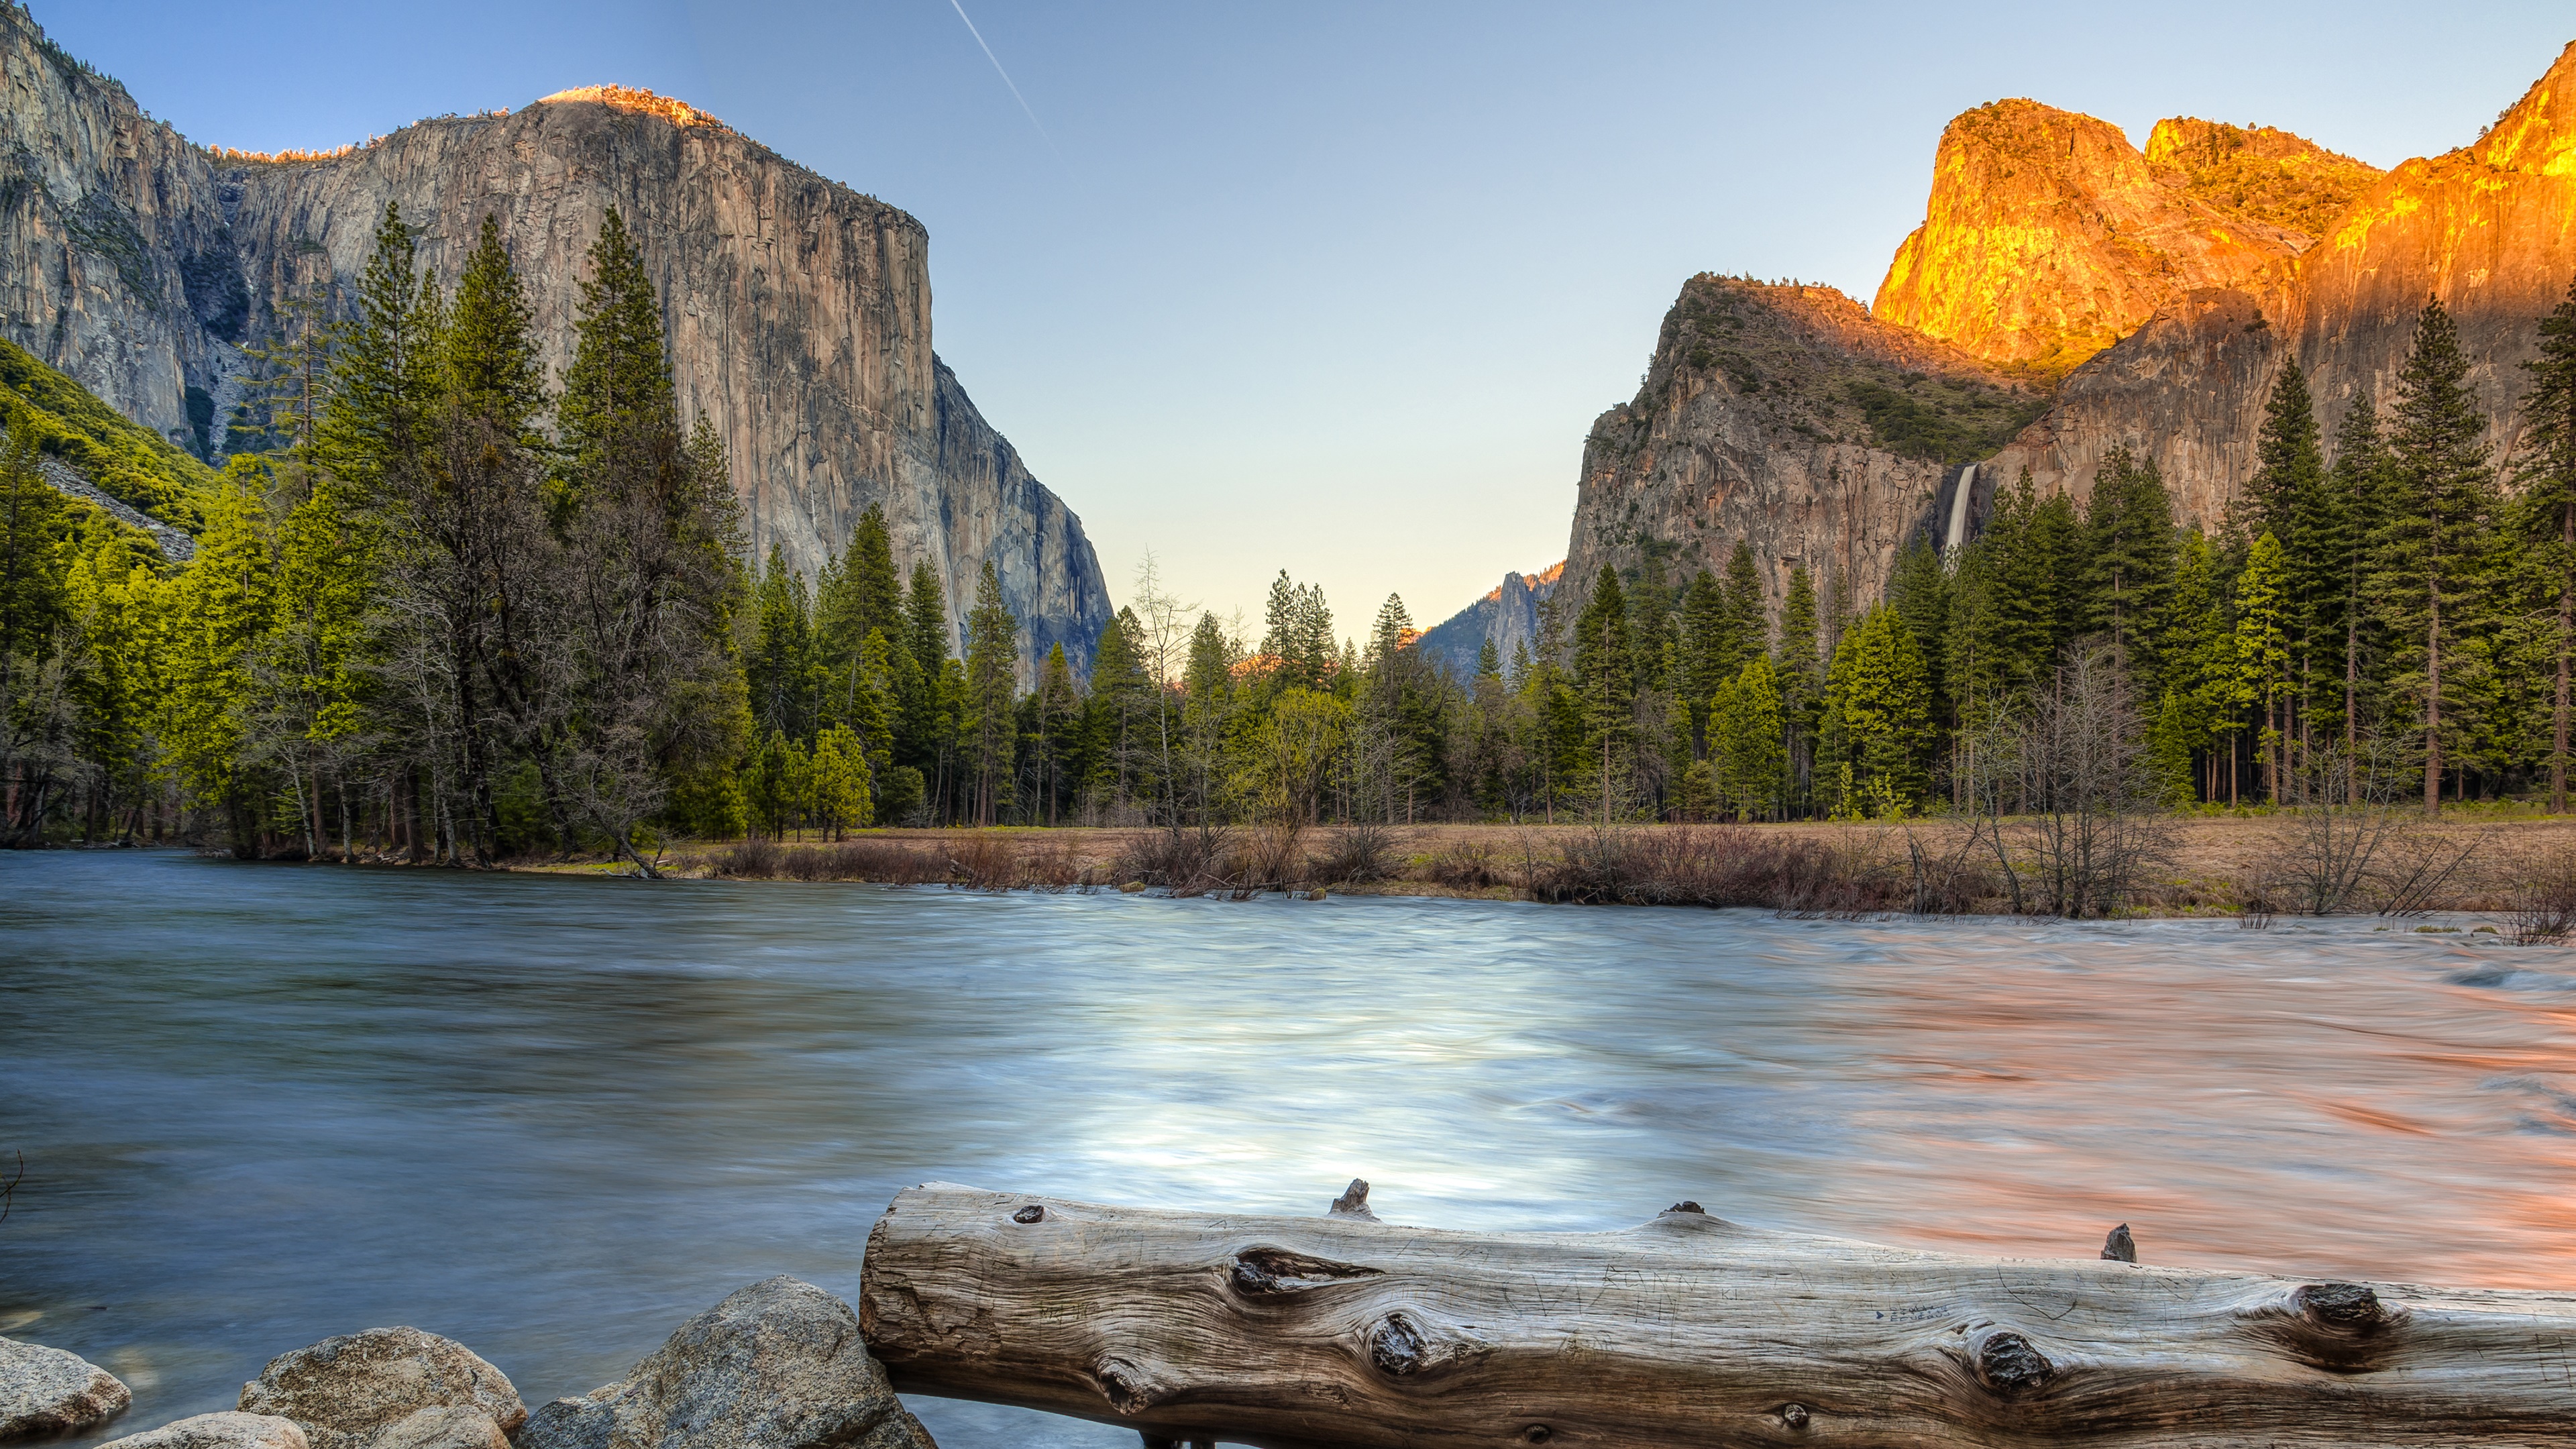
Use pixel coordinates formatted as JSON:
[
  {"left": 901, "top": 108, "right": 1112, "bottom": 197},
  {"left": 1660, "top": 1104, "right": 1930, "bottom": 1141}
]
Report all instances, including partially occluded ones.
[{"left": 859, "top": 1179, "right": 2576, "bottom": 1449}]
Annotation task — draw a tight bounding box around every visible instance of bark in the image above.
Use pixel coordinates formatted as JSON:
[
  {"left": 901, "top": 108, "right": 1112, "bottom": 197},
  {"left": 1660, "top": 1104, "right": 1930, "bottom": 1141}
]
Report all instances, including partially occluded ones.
[
  {"left": 860, "top": 1181, "right": 2576, "bottom": 1449},
  {"left": 2555, "top": 502, "right": 2571, "bottom": 814}
]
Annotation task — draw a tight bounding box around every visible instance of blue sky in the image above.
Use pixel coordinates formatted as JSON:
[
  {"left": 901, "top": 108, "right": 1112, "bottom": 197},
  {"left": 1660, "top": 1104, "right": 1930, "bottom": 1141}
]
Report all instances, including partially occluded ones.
[{"left": 45, "top": 1, "right": 2575, "bottom": 637}]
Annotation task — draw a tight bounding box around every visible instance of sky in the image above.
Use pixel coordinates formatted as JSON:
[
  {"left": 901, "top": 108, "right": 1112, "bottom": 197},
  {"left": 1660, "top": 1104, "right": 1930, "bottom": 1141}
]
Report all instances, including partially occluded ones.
[{"left": 44, "top": 1, "right": 2576, "bottom": 640}]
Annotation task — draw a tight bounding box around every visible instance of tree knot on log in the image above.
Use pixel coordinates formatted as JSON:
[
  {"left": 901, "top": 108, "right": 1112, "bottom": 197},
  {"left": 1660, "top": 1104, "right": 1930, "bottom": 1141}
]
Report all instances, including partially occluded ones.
[
  {"left": 1779, "top": 1403, "right": 1812, "bottom": 1431},
  {"left": 1095, "top": 1356, "right": 1173, "bottom": 1415},
  {"left": 1012, "top": 1204, "right": 1046, "bottom": 1224},
  {"left": 2101, "top": 1223, "right": 2136, "bottom": 1263},
  {"left": 1228, "top": 1246, "right": 1384, "bottom": 1296},
  {"left": 2257, "top": 1282, "right": 2405, "bottom": 1372},
  {"left": 1364, "top": 1311, "right": 1489, "bottom": 1381},
  {"left": 1666, "top": 1201, "right": 1706, "bottom": 1215},
  {"left": 1971, "top": 1330, "right": 2056, "bottom": 1399},
  {"left": 1330, "top": 1179, "right": 1381, "bottom": 1222}
]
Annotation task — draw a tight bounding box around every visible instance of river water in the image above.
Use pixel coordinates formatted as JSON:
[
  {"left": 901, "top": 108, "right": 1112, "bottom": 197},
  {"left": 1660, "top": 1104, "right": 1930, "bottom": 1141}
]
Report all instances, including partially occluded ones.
[{"left": 5, "top": 850, "right": 2574, "bottom": 1446}]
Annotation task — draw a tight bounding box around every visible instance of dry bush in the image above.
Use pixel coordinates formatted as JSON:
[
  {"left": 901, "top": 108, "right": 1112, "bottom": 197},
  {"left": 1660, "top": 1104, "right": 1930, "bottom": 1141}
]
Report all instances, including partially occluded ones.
[
  {"left": 713, "top": 835, "right": 783, "bottom": 877},
  {"left": 1527, "top": 826, "right": 1899, "bottom": 912},
  {"left": 1112, "top": 825, "right": 1238, "bottom": 898},
  {"left": 946, "top": 834, "right": 1019, "bottom": 891},
  {"left": 1423, "top": 841, "right": 1505, "bottom": 891},
  {"left": 1311, "top": 820, "right": 1405, "bottom": 884},
  {"left": 2506, "top": 845, "right": 2576, "bottom": 945},
  {"left": 1013, "top": 835, "right": 1094, "bottom": 892},
  {"left": 2370, "top": 826, "right": 2487, "bottom": 917}
]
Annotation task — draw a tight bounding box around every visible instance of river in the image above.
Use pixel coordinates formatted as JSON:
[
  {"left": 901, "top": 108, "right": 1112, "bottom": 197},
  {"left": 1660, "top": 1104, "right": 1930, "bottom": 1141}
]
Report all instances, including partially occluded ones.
[{"left": 4, "top": 850, "right": 2573, "bottom": 1446}]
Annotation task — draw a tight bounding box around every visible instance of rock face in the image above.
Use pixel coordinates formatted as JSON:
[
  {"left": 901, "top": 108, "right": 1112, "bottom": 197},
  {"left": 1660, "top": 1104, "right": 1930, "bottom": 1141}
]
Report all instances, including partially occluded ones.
[
  {"left": 1987, "top": 40, "right": 2576, "bottom": 525},
  {"left": 236, "top": 1328, "right": 524, "bottom": 1449},
  {"left": 0, "top": 1335, "right": 130, "bottom": 1439},
  {"left": 1872, "top": 99, "right": 2373, "bottom": 381},
  {"left": 100, "top": 1413, "right": 311, "bottom": 1449},
  {"left": 0, "top": 7, "right": 1111, "bottom": 675},
  {"left": 519, "top": 1277, "right": 931, "bottom": 1449},
  {"left": 1415, "top": 561, "right": 1562, "bottom": 681},
  {"left": 1554, "top": 276, "right": 2040, "bottom": 633}
]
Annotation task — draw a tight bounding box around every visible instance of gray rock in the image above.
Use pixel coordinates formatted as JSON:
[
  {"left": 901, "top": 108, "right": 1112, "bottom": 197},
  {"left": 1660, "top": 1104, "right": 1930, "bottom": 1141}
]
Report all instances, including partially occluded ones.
[
  {"left": 368, "top": 1408, "right": 507, "bottom": 1449},
  {"left": 518, "top": 1277, "right": 930, "bottom": 1449},
  {"left": 99, "top": 1412, "right": 310, "bottom": 1449},
  {"left": 0, "top": 1335, "right": 131, "bottom": 1439},
  {"left": 237, "top": 1329, "right": 524, "bottom": 1449}
]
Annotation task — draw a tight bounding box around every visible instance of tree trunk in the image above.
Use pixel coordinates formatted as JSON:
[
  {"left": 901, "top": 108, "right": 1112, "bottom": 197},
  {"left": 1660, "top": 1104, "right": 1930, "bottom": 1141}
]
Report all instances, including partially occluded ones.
[
  {"left": 2425, "top": 582, "right": 2443, "bottom": 818},
  {"left": 2555, "top": 503, "right": 2571, "bottom": 814},
  {"left": 860, "top": 1182, "right": 2576, "bottom": 1449}
]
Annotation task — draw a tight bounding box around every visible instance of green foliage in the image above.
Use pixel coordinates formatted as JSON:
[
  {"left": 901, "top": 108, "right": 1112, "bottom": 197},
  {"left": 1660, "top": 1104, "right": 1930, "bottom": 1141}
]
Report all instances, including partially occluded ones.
[
  {"left": 1822, "top": 604, "right": 1932, "bottom": 813},
  {"left": 0, "top": 336, "right": 217, "bottom": 529},
  {"left": 1843, "top": 377, "right": 2049, "bottom": 466}
]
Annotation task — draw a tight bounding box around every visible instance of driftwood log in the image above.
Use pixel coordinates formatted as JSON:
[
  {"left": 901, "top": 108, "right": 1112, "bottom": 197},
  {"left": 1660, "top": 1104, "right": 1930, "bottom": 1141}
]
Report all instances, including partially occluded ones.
[{"left": 859, "top": 1180, "right": 2576, "bottom": 1449}]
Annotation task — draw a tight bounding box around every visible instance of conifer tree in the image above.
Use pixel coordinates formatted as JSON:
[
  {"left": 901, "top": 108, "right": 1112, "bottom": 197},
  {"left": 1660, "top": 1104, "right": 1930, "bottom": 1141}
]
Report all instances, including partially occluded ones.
[
  {"left": 2083, "top": 445, "right": 2176, "bottom": 672},
  {"left": 446, "top": 214, "right": 546, "bottom": 439},
  {"left": 557, "top": 208, "right": 671, "bottom": 486},
  {"left": 319, "top": 201, "right": 443, "bottom": 498},
  {"left": 1821, "top": 604, "right": 1931, "bottom": 814},
  {"left": 2327, "top": 394, "right": 2390, "bottom": 745},
  {"left": 1573, "top": 566, "right": 1635, "bottom": 821},
  {"left": 898, "top": 559, "right": 949, "bottom": 765},
  {"left": 1678, "top": 567, "right": 1732, "bottom": 743},
  {"left": 1711, "top": 653, "right": 1785, "bottom": 820},
  {"left": 2517, "top": 272, "right": 2576, "bottom": 810},
  {"left": 1775, "top": 564, "right": 1823, "bottom": 811},
  {"left": 964, "top": 559, "right": 1019, "bottom": 824},
  {"left": 2375, "top": 296, "right": 2498, "bottom": 814},
  {"left": 1723, "top": 541, "right": 1766, "bottom": 661},
  {"left": 747, "top": 545, "right": 820, "bottom": 741},
  {"left": 1032, "top": 639, "right": 1082, "bottom": 824},
  {"left": 1885, "top": 537, "right": 1950, "bottom": 729},
  {"left": 2233, "top": 533, "right": 2292, "bottom": 802}
]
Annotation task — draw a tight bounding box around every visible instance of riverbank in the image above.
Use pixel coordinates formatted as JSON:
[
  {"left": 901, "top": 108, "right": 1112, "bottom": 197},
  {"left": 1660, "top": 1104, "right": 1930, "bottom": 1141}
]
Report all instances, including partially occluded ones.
[{"left": 518, "top": 814, "right": 2576, "bottom": 922}]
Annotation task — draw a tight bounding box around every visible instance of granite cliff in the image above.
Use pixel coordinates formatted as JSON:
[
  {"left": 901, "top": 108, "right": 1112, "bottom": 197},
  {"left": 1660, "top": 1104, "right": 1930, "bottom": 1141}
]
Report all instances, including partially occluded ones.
[
  {"left": 0, "top": 6, "right": 1110, "bottom": 675},
  {"left": 1872, "top": 99, "right": 2379, "bottom": 383},
  {"left": 1415, "top": 561, "right": 1560, "bottom": 681},
  {"left": 1988, "top": 40, "right": 2576, "bottom": 528},
  {"left": 1541, "top": 276, "right": 2040, "bottom": 643}
]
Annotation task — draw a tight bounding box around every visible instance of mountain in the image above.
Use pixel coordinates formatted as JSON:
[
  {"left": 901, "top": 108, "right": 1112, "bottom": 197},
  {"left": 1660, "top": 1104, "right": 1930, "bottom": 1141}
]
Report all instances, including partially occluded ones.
[
  {"left": 0, "top": 7, "right": 1112, "bottom": 676},
  {"left": 1992, "top": 41, "right": 2576, "bottom": 527},
  {"left": 1872, "top": 100, "right": 2379, "bottom": 383},
  {"left": 1521, "top": 39, "right": 2573, "bottom": 647},
  {"left": 1545, "top": 276, "right": 2040, "bottom": 642},
  {"left": 1414, "top": 561, "right": 1561, "bottom": 680}
]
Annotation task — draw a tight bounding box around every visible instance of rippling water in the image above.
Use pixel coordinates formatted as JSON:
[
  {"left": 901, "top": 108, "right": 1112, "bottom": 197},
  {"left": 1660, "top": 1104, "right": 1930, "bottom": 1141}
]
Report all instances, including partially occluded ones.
[{"left": 5, "top": 850, "right": 2573, "bottom": 1446}]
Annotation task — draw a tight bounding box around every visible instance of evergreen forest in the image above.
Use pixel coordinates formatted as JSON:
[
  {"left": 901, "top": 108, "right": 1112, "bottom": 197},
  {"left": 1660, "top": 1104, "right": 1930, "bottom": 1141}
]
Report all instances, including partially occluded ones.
[{"left": 7, "top": 202, "right": 2576, "bottom": 861}]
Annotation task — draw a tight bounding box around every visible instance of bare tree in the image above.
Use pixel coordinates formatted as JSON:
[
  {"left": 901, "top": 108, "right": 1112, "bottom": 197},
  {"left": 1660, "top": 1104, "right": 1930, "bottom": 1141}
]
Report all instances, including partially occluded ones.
[{"left": 1960, "top": 645, "right": 2171, "bottom": 918}]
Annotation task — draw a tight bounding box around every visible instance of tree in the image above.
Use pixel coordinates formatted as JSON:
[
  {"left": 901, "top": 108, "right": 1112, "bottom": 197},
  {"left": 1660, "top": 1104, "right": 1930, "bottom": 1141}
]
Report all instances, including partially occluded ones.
[
  {"left": 446, "top": 214, "right": 547, "bottom": 442},
  {"left": 1775, "top": 564, "right": 1824, "bottom": 812},
  {"left": 2374, "top": 296, "right": 2498, "bottom": 814},
  {"left": 2328, "top": 394, "right": 2390, "bottom": 748},
  {"left": 2084, "top": 445, "right": 2176, "bottom": 673},
  {"left": 0, "top": 421, "right": 72, "bottom": 843},
  {"left": 808, "top": 722, "right": 871, "bottom": 838},
  {"left": 1709, "top": 654, "right": 1785, "bottom": 820},
  {"left": 746, "top": 545, "right": 821, "bottom": 742},
  {"left": 1572, "top": 566, "right": 1636, "bottom": 821},
  {"left": 2233, "top": 533, "right": 2292, "bottom": 802},
  {"left": 1821, "top": 604, "right": 1933, "bottom": 815},
  {"left": 963, "top": 559, "right": 1018, "bottom": 824},
  {"left": 2517, "top": 272, "right": 2576, "bottom": 810},
  {"left": 556, "top": 207, "right": 671, "bottom": 489}
]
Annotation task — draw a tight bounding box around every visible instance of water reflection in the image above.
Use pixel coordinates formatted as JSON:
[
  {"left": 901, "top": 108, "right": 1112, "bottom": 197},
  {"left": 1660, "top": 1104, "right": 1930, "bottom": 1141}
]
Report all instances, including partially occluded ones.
[{"left": 3, "top": 851, "right": 2571, "bottom": 1448}]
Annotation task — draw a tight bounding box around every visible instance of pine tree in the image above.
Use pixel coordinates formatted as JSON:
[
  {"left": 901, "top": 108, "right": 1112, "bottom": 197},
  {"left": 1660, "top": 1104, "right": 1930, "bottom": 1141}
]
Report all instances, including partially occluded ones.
[
  {"left": 556, "top": 207, "right": 671, "bottom": 486},
  {"left": 2328, "top": 394, "right": 2390, "bottom": 746},
  {"left": 2374, "top": 296, "right": 2498, "bottom": 813},
  {"left": 446, "top": 213, "right": 546, "bottom": 439},
  {"left": 1573, "top": 566, "right": 1635, "bottom": 821},
  {"left": 2233, "top": 533, "right": 2292, "bottom": 802},
  {"left": 963, "top": 559, "right": 1018, "bottom": 824},
  {"left": 2083, "top": 445, "right": 2176, "bottom": 672},
  {"left": 1821, "top": 604, "right": 1932, "bottom": 815},
  {"left": 1885, "top": 536, "right": 1950, "bottom": 729},
  {"left": 899, "top": 559, "right": 948, "bottom": 767},
  {"left": 1775, "top": 564, "right": 1823, "bottom": 812},
  {"left": 746, "top": 545, "right": 820, "bottom": 741},
  {"left": 1723, "top": 541, "right": 1766, "bottom": 660},
  {"left": 2517, "top": 272, "right": 2576, "bottom": 810},
  {"left": 1033, "top": 639, "right": 1082, "bottom": 824},
  {"left": 1710, "top": 653, "right": 1785, "bottom": 820},
  {"left": 1678, "top": 567, "right": 1732, "bottom": 745},
  {"left": 808, "top": 722, "right": 871, "bottom": 837},
  {"left": 318, "top": 201, "right": 443, "bottom": 500}
]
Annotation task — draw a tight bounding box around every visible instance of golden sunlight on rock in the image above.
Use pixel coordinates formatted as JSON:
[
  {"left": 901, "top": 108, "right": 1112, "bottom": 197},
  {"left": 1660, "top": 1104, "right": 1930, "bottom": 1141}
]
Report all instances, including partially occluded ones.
[{"left": 537, "top": 85, "right": 727, "bottom": 131}]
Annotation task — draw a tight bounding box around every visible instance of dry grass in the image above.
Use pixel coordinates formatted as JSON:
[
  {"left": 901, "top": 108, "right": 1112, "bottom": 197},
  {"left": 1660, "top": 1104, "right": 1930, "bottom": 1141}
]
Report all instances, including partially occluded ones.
[{"left": 647, "top": 814, "right": 2576, "bottom": 924}]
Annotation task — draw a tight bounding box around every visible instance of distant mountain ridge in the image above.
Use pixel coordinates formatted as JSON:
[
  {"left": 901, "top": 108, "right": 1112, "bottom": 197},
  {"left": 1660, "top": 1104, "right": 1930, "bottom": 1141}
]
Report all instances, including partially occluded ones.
[{"left": 0, "top": 3, "right": 1111, "bottom": 676}]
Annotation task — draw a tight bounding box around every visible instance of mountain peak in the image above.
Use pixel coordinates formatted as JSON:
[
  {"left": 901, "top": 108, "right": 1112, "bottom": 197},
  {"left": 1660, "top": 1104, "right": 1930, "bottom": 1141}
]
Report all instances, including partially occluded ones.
[
  {"left": 1873, "top": 97, "right": 2322, "bottom": 381},
  {"left": 2143, "top": 117, "right": 2383, "bottom": 238},
  {"left": 537, "top": 85, "right": 729, "bottom": 131}
]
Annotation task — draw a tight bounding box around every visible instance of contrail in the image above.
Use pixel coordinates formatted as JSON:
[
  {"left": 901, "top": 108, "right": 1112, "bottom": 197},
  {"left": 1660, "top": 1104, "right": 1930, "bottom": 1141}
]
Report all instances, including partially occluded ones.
[{"left": 944, "top": 0, "right": 1057, "bottom": 154}]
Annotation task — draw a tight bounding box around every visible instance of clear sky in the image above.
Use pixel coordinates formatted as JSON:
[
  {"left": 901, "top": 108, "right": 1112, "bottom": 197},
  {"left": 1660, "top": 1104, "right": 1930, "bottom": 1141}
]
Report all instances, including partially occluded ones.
[{"left": 42, "top": 1, "right": 2576, "bottom": 641}]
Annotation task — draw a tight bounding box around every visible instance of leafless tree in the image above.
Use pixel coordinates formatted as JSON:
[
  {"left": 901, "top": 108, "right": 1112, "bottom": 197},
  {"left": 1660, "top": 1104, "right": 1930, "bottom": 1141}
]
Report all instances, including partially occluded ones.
[{"left": 1958, "top": 645, "right": 2171, "bottom": 918}]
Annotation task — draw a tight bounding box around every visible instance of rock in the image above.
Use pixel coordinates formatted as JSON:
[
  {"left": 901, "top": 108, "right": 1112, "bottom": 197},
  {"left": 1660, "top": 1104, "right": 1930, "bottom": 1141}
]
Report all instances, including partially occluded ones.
[
  {"left": 1413, "top": 562, "right": 1561, "bottom": 682},
  {"left": 0, "top": 1335, "right": 131, "bottom": 1439},
  {"left": 1556, "top": 275, "right": 2036, "bottom": 629},
  {"left": 368, "top": 1408, "right": 508, "bottom": 1449},
  {"left": 519, "top": 1277, "right": 930, "bottom": 1449},
  {"left": 1873, "top": 99, "right": 2368, "bottom": 382},
  {"left": 0, "top": 7, "right": 1111, "bottom": 678},
  {"left": 99, "top": 1412, "right": 309, "bottom": 1449},
  {"left": 236, "top": 1329, "right": 524, "bottom": 1449}
]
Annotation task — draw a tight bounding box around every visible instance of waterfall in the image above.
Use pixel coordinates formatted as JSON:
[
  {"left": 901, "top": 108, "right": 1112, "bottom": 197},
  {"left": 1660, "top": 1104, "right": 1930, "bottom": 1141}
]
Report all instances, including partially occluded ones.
[{"left": 1943, "top": 464, "right": 1977, "bottom": 557}]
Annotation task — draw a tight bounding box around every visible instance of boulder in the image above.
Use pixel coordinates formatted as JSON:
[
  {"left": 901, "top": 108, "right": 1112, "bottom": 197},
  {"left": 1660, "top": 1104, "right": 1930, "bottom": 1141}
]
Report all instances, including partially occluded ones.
[
  {"left": 0, "top": 1335, "right": 130, "bottom": 1439},
  {"left": 99, "top": 1412, "right": 310, "bottom": 1449},
  {"left": 237, "top": 1329, "right": 523, "bottom": 1449},
  {"left": 519, "top": 1277, "right": 931, "bottom": 1449}
]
